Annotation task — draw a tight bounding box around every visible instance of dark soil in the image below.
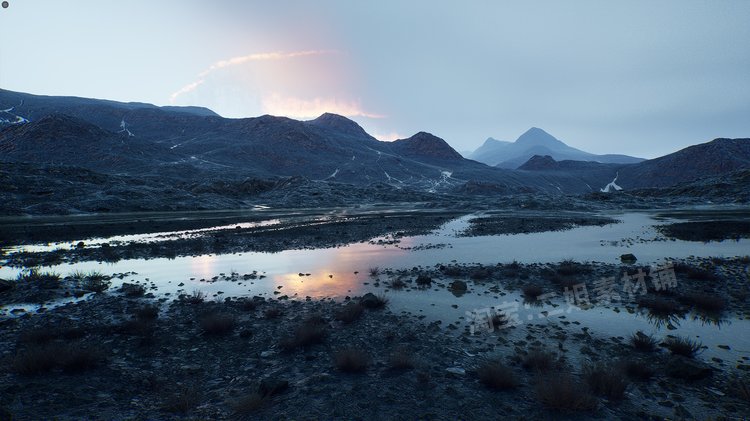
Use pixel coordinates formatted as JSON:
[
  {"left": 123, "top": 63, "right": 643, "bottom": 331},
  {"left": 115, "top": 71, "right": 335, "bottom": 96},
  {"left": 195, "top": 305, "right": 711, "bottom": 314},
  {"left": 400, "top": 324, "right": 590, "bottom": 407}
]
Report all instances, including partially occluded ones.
[
  {"left": 658, "top": 220, "right": 750, "bottom": 242},
  {"left": 460, "top": 213, "right": 617, "bottom": 236}
]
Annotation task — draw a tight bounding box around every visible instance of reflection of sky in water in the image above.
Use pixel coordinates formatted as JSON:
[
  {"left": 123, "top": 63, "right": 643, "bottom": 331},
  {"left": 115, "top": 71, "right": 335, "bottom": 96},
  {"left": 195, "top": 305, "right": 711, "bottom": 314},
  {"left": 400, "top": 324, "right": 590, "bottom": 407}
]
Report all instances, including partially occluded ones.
[{"left": 2, "top": 211, "right": 749, "bottom": 363}]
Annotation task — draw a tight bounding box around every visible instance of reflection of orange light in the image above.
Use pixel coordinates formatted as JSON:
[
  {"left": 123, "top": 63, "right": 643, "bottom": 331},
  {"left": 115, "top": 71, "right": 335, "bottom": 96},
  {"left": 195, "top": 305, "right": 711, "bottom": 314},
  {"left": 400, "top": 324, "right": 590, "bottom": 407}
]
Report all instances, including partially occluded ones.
[
  {"left": 274, "top": 271, "right": 365, "bottom": 298},
  {"left": 189, "top": 255, "right": 216, "bottom": 280}
]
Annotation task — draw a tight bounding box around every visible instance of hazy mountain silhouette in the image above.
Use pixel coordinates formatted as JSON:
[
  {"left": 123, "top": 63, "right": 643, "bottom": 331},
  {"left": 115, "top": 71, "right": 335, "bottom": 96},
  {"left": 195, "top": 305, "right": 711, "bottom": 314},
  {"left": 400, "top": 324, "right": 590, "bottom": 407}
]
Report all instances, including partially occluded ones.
[{"left": 468, "top": 127, "right": 644, "bottom": 168}]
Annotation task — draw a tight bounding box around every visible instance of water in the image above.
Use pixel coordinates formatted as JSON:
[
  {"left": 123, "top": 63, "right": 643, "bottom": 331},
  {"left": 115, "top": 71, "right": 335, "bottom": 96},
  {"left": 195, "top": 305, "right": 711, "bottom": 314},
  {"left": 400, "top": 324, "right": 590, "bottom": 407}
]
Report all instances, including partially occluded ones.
[{"left": 1, "top": 209, "right": 749, "bottom": 363}]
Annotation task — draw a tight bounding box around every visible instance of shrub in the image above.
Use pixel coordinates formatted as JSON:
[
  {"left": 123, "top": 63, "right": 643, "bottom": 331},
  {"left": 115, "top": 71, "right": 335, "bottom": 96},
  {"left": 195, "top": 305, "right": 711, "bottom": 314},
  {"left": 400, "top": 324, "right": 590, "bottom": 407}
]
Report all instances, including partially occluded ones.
[
  {"left": 237, "top": 298, "right": 257, "bottom": 311},
  {"left": 368, "top": 267, "right": 380, "bottom": 276},
  {"left": 522, "top": 284, "right": 544, "bottom": 300},
  {"left": 334, "top": 302, "right": 364, "bottom": 324},
  {"left": 182, "top": 290, "right": 206, "bottom": 304},
  {"left": 522, "top": 350, "right": 557, "bottom": 372},
  {"left": 18, "top": 269, "right": 61, "bottom": 289},
  {"left": 360, "top": 293, "right": 388, "bottom": 309},
  {"left": 280, "top": 324, "right": 327, "bottom": 351},
  {"left": 630, "top": 331, "right": 659, "bottom": 352},
  {"left": 478, "top": 361, "right": 518, "bottom": 390},
  {"left": 557, "top": 260, "right": 589, "bottom": 276},
  {"left": 729, "top": 375, "right": 750, "bottom": 402},
  {"left": 663, "top": 336, "right": 703, "bottom": 357},
  {"left": 390, "top": 279, "right": 407, "bottom": 289},
  {"left": 334, "top": 348, "right": 370, "bottom": 373},
  {"left": 535, "top": 373, "right": 597, "bottom": 412},
  {"left": 199, "top": 313, "right": 236, "bottom": 336},
  {"left": 582, "top": 363, "right": 628, "bottom": 400},
  {"left": 388, "top": 348, "right": 415, "bottom": 371},
  {"left": 415, "top": 274, "right": 432, "bottom": 286}
]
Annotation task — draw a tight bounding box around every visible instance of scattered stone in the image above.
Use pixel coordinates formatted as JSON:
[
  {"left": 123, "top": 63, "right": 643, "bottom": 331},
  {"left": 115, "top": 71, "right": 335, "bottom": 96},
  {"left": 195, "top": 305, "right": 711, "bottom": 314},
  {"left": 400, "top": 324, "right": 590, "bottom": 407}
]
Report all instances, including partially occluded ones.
[{"left": 445, "top": 367, "right": 465, "bottom": 376}]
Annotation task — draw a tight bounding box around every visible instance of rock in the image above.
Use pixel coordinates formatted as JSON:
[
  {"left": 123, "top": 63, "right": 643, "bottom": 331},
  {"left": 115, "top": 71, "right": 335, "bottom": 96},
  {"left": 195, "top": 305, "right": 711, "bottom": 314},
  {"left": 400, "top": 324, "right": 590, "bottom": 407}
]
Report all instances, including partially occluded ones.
[
  {"left": 620, "top": 253, "right": 637, "bottom": 264},
  {"left": 180, "top": 364, "right": 203, "bottom": 375},
  {"left": 449, "top": 280, "right": 467, "bottom": 292},
  {"left": 360, "top": 293, "right": 381, "bottom": 309},
  {"left": 0, "top": 279, "right": 14, "bottom": 293},
  {"left": 445, "top": 367, "right": 465, "bottom": 376},
  {"left": 119, "top": 283, "right": 145, "bottom": 297},
  {"left": 259, "top": 378, "right": 289, "bottom": 397},
  {"left": 666, "top": 357, "right": 712, "bottom": 381}
]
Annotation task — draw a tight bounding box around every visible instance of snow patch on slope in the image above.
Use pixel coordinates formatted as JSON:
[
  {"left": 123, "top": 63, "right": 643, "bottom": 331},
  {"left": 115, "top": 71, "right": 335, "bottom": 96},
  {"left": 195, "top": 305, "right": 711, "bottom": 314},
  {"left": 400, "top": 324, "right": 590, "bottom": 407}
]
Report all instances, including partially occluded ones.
[{"left": 600, "top": 172, "right": 623, "bottom": 193}]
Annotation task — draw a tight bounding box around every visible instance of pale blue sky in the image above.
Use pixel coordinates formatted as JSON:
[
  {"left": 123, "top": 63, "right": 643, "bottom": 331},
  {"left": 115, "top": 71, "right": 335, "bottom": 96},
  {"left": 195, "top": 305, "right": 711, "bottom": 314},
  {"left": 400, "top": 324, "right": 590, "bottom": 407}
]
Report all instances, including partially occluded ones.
[{"left": 1, "top": 0, "right": 749, "bottom": 158}]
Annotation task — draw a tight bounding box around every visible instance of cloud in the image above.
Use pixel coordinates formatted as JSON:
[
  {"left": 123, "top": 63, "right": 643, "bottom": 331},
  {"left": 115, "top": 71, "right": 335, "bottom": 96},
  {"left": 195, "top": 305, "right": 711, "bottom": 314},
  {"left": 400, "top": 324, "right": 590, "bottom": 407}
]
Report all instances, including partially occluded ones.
[
  {"left": 198, "top": 50, "right": 337, "bottom": 77},
  {"left": 169, "top": 50, "right": 337, "bottom": 103},
  {"left": 371, "top": 131, "right": 404, "bottom": 142},
  {"left": 261, "top": 93, "right": 385, "bottom": 119}
]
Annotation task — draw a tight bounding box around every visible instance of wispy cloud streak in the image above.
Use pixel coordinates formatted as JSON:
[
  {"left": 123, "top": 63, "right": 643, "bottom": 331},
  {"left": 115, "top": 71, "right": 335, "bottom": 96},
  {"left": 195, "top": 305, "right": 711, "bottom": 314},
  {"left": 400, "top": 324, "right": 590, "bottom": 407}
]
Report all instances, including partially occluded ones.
[{"left": 169, "top": 50, "right": 337, "bottom": 103}]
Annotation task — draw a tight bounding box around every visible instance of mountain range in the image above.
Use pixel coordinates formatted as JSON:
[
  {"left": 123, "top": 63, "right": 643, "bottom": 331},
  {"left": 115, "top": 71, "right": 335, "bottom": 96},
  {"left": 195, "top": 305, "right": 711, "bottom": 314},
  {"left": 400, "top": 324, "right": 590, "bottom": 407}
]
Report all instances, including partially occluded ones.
[
  {"left": 1, "top": 89, "right": 749, "bottom": 199},
  {"left": 468, "top": 127, "right": 644, "bottom": 168}
]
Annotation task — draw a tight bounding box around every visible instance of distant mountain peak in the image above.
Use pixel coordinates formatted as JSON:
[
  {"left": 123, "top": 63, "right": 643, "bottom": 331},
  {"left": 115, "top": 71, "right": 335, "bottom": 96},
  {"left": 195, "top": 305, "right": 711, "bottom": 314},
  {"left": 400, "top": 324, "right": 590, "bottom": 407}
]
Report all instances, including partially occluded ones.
[
  {"left": 307, "top": 113, "right": 373, "bottom": 139},
  {"left": 515, "top": 127, "right": 564, "bottom": 147}
]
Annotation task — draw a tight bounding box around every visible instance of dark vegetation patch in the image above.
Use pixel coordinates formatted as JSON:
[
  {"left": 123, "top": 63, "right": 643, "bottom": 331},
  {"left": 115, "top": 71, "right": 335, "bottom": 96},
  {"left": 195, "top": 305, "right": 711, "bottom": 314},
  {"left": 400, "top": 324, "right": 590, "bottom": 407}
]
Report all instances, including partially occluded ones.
[
  {"left": 658, "top": 220, "right": 750, "bottom": 242},
  {"left": 630, "top": 331, "right": 659, "bottom": 352},
  {"left": 461, "top": 214, "right": 617, "bottom": 237},
  {"left": 663, "top": 336, "right": 703, "bottom": 358},
  {"left": 535, "top": 373, "right": 598, "bottom": 412},
  {"left": 477, "top": 360, "right": 518, "bottom": 390},
  {"left": 11, "top": 342, "right": 104, "bottom": 375},
  {"left": 582, "top": 363, "right": 629, "bottom": 400},
  {"left": 521, "top": 350, "right": 559, "bottom": 372},
  {"left": 334, "top": 348, "right": 370, "bottom": 373},
  {"left": 334, "top": 302, "right": 364, "bottom": 324},
  {"left": 199, "top": 312, "right": 236, "bottom": 336}
]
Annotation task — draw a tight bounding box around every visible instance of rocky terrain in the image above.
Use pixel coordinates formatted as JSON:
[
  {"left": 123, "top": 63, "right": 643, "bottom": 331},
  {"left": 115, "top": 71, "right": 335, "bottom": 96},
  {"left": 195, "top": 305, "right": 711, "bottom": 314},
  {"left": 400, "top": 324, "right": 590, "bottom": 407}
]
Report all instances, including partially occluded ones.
[{"left": 1, "top": 257, "right": 749, "bottom": 420}]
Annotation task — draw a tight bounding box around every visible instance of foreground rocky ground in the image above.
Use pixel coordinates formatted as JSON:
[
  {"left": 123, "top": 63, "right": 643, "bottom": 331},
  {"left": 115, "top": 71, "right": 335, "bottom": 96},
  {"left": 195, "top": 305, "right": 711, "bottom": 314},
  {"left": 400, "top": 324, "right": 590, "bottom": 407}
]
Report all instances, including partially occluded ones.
[{"left": 1, "top": 255, "right": 749, "bottom": 420}]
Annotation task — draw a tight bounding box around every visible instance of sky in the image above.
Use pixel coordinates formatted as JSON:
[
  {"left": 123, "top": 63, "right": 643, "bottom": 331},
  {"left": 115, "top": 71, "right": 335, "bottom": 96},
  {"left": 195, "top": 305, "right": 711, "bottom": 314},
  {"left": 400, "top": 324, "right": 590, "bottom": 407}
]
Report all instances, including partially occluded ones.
[{"left": 1, "top": 1, "right": 749, "bottom": 158}]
